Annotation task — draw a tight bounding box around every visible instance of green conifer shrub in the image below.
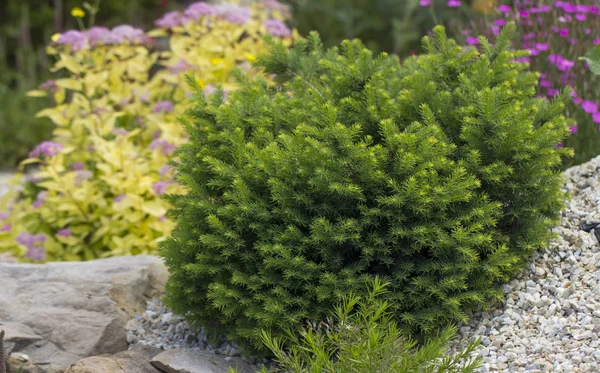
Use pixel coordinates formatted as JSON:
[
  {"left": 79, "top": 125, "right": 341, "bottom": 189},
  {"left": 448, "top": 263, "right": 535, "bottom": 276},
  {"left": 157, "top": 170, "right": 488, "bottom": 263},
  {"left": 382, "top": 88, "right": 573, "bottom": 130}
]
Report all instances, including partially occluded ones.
[
  {"left": 244, "top": 278, "right": 482, "bottom": 373},
  {"left": 161, "top": 23, "right": 573, "bottom": 355}
]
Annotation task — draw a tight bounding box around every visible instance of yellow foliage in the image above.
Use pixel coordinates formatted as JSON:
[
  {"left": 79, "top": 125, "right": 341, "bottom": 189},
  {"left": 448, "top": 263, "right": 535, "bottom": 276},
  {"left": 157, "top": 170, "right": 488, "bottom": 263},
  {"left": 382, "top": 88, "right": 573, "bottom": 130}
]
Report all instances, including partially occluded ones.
[{"left": 0, "top": 0, "right": 297, "bottom": 262}]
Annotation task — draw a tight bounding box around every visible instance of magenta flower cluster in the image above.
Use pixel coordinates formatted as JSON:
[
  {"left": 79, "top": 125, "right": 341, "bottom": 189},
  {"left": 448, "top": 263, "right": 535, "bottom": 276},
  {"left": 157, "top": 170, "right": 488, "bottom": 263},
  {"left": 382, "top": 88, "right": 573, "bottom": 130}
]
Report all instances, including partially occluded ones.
[
  {"left": 425, "top": 1, "right": 600, "bottom": 132},
  {"left": 29, "top": 141, "right": 63, "bottom": 158},
  {"left": 56, "top": 25, "right": 149, "bottom": 51},
  {"left": 16, "top": 233, "right": 47, "bottom": 261}
]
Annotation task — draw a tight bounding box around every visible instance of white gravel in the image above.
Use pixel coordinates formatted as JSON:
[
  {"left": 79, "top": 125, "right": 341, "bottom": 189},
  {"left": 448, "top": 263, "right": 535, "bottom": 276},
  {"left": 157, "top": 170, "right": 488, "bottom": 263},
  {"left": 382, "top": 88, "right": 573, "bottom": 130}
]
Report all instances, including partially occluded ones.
[
  {"left": 128, "top": 155, "right": 600, "bottom": 372},
  {"left": 453, "top": 155, "right": 600, "bottom": 372}
]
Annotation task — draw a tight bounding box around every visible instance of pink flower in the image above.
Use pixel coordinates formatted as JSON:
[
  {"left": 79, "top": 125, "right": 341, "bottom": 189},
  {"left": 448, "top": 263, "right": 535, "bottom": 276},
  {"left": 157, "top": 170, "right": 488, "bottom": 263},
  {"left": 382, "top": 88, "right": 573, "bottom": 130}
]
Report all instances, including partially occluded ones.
[
  {"left": 155, "top": 11, "right": 188, "bottom": 28},
  {"left": 582, "top": 100, "right": 599, "bottom": 114},
  {"left": 214, "top": 4, "right": 252, "bottom": 24},
  {"left": 149, "top": 139, "right": 176, "bottom": 156},
  {"left": 111, "top": 25, "right": 148, "bottom": 44},
  {"left": 159, "top": 164, "right": 174, "bottom": 177},
  {"left": 539, "top": 80, "right": 552, "bottom": 87},
  {"left": 169, "top": 59, "right": 194, "bottom": 74},
  {"left": 152, "top": 100, "right": 174, "bottom": 114},
  {"left": 465, "top": 37, "right": 479, "bottom": 45},
  {"left": 575, "top": 13, "right": 587, "bottom": 21},
  {"left": 0, "top": 224, "right": 11, "bottom": 232},
  {"left": 594, "top": 112, "right": 600, "bottom": 123},
  {"left": 57, "top": 228, "right": 72, "bottom": 237},
  {"left": 519, "top": 10, "right": 530, "bottom": 18},
  {"left": 574, "top": 97, "right": 583, "bottom": 104},
  {"left": 16, "top": 233, "right": 47, "bottom": 261},
  {"left": 39, "top": 80, "right": 58, "bottom": 93},
  {"left": 497, "top": 5, "right": 511, "bottom": 13},
  {"left": 75, "top": 170, "right": 93, "bottom": 185},
  {"left": 33, "top": 191, "right": 48, "bottom": 209},
  {"left": 535, "top": 43, "right": 548, "bottom": 51},
  {"left": 570, "top": 124, "right": 578, "bottom": 133},
  {"left": 30, "top": 141, "right": 63, "bottom": 158},
  {"left": 447, "top": 0, "right": 461, "bottom": 7},
  {"left": 86, "top": 26, "right": 115, "bottom": 45},
  {"left": 0, "top": 212, "right": 9, "bottom": 221},
  {"left": 419, "top": 0, "right": 432, "bottom": 5},
  {"left": 494, "top": 19, "right": 506, "bottom": 26},
  {"left": 152, "top": 181, "right": 169, "bottom": 195},
  {"left": 56, "top": 30, "right": 88, "bottom": 51},
  {"left": 114, "top": 194, "right": 127, "bottom": 203},
  {"left": 184, "top": 2, "right": 216, "bottom": 19},
  {"left": 559, "top": 28, "right": 569, "bottom": 37},
  {"left": 72, "top": 162, "right": 85, "bottom": 171},
  {"left": 264, "top": 19, "right": 291, "bottom": 37},
  {"left": 264, "top": 0, "right": 288, "bottom": 11},
  {"left": 112, "top": 128, "right": 129, "bottom": 136}
]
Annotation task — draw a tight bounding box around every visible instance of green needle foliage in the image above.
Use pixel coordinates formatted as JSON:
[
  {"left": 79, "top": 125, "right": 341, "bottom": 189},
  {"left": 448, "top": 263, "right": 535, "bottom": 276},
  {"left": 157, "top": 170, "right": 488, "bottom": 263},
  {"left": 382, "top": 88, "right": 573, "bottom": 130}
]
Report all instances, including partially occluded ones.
[
  {"left": 161, "top": 23, "right": 572, "bottom": 356},
  {"left": 243, "top": 278, "right": 482, "bottom": 373}
]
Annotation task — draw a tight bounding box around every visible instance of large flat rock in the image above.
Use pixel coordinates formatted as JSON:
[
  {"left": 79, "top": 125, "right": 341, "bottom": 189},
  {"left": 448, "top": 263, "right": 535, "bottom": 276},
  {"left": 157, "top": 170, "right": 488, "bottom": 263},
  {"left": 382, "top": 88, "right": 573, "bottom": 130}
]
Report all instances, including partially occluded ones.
[
  {"left": 0, "top": 255, "right": 168, "bottom": 372},
  {"left": 150, "top": 349, "right": 257, "bottom": 373},
  {"left": 64, "top": 345, "right": 162, "bottom": 373}
]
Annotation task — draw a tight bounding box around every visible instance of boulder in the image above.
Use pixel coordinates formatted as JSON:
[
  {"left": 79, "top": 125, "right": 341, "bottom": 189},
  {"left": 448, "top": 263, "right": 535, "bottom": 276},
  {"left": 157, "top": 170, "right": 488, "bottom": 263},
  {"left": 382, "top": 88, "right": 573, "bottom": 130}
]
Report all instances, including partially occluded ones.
[
  {"left": 0, "top": 256, "right": 168, "bottom": 372},
  {"left": 150, "top": 349, "right": 257, "bottom": 373},
  {"left": 64, "top": 345, "right": 162, "bottom": 373}
]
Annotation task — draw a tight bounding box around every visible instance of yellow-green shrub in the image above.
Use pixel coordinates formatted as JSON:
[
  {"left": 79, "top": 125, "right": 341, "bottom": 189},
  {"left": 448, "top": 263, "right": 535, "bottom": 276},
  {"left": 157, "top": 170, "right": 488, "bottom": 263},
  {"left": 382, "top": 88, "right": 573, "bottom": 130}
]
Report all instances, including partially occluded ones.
[{"left": 0, "top": 0, "right": 296, "bottom": 261}]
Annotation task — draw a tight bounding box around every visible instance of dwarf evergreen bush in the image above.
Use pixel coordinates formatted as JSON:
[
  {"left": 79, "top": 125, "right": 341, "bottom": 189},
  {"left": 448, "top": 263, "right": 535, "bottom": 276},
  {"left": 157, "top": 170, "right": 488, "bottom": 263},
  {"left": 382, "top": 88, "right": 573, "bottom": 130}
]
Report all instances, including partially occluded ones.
[{"left": 161, "top": 23, "right": 573, "bottom": 355}]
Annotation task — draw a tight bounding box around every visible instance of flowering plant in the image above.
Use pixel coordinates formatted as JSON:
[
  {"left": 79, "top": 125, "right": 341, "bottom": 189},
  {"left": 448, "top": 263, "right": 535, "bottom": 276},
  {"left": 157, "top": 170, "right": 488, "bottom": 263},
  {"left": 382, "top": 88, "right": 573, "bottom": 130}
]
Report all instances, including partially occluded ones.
[
  {"left": 0, "top": 0, "right": 296, "bottom": 262},
  {"left": 419, "top": 0, "right": 599, "bottom": 166}
]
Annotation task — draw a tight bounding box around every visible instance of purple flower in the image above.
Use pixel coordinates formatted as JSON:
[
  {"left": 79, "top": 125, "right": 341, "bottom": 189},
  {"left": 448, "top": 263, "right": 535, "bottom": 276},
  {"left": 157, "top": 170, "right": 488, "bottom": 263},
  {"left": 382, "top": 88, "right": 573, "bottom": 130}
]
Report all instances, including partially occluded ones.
[
  {"left": 214, "top": 4, "right": 252, "bottom": 24},
  {"left": 497, "top": 5, "right": 511, "bottom": 13},
  {"left": 465, "top": 37, "right": 479, "bottom": 45},
  {"left": 559, "top": 28, "right": 569, "bottom": 37},
  {"left": 570, "top": 124, "right": 578, "bottom": 133},
  {"left": 112, "top": 128, "right": 130, "bottom": 136},
  {"left": 494, "top": 19, "right": 506, "bottom": 26},
  {"left": 56, "top": 30, "right": 88, "bottom": 51},
  {"left": 39, "top": 80, "right": 58, "bottom": 93},
  {"left": 149, "top": 139, "right": 176, "bottom": 156},
  {"left": 152, "top": 100, "right": 174, "bottom": 114},
  {"left": 114, "top": 194, "right": 127, "bottom": 203},
  {"left": 582, "top": 100, "right": 599, "bottom": 114},
  {"left": 29, "top": 141, "right": 63, "bottom": 158},
  {"left": 0, "top": 212, "right": 8, "bottom": 221},
  {"left": 57, "top": 228, "right": 72, "bottom": 237},
  {"left": 184, "top": 2, "right": 216, "bottom": 19},
  {"left": 0, "top": 224, "right": 11, "bottom": 232},
  {"left": 159, "top": 164, "right": 174, "bottom": 177},
  {"left": 264, "top": 0, "right": 288, "bottom": 11},
  {"left": 152, "top": 181, "right": 169, "bottom": 195},
  {"left": 447, "top": 0, "right": 461, "bottom": 7},
  {"left": 519, "top": 10, "right": 530, "bottom": 18},
  {"left": 264, "top": 19, "right": 291, "bottom": 37},
  {"left": 86, "top": 26, "right": 115, "bottom": 45},
  {"left": 547, "top": 89, "right": 559, "bottom": 96},
  {"left": 169, "top": 59, "right": 194, "bottom": 74},
  {"left": 75, "top": 170, "right": 93, "bottom": 185},
  {"left": 419, "top": 0, "right": 432, "bottom": 5},
  {"left": 72, "top": 162, "right": 85, "bottom": 171},
  {"left": 535, "top": 43, "right": 549, "bottom": 51},
  {"left": 539, "top": 80, "right": 552, "bottom": 87},
  {"left": 33, "top": 191, "right": 48, "bottom": 209},
  {"left": 575, "top": 13, "right": 587, "bottom": 21},
  {"left": 26, "top": 246, "right": 46, "bottom": 262},
  {"left": 594, "top": 112, "right": 600, "bottom": 124},
  {"left": 111, "top": 25, "right": 148, "bottom": 44},
  {"left": 155, "top": 11, "right": 188, "bottom": 28},
  {"left": 16, "top": 233, "right": 47, "bottom": 262},
  {"left": 574, "top": 97, "right": 583, "bottom": 104}
]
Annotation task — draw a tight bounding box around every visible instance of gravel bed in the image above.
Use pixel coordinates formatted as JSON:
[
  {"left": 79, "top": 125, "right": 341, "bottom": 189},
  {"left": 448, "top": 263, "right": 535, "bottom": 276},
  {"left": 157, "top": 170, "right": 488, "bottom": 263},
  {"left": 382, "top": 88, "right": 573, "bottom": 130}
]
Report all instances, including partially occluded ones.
[{"left": 128, "top": 155, "right": 600, "bottom": 372}]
